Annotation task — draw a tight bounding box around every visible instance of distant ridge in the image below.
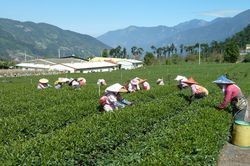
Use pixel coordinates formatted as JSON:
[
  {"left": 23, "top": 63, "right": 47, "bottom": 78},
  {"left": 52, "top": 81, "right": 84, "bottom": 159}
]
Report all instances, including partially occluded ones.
[
  {"left": 0, "top": 18, "right": 111, "bottom": 61},
  {"left": 98, "top": 9, "right": 250, "bottom": 50}
]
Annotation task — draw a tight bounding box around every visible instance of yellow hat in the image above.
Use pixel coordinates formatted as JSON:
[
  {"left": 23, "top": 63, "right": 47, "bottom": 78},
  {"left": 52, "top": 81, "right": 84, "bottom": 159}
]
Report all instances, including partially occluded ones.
[{"left": 39, "top": 78, "right": 49, "bottom": 84}]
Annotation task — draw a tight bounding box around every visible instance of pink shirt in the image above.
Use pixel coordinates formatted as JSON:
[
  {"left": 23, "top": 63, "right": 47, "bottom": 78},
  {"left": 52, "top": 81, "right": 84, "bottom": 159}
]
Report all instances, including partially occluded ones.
[{"left": 219, "top": 84, "right": 242, "bottom": 109}]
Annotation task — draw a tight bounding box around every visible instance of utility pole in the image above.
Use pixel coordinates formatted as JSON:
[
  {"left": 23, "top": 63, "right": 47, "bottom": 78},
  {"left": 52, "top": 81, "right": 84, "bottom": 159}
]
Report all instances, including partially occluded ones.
[
  {"left": 58, "top": 48, "right": 61, "bottom": 59},
  {"left": 25, "top": 51, "right": 27, "bottom": 62},
  {"left": 198, "top": 43, "right": 201, "bottom": 65}
]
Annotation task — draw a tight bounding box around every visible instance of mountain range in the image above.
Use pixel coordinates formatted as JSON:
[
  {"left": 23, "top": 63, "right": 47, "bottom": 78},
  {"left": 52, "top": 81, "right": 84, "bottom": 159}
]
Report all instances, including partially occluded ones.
[
  {"left": 97, "top": 9, "right": 250, "bottom": 51},
  {"left": 0, "top": 9, "right": 250, "bottom": 61},
  {"left": 0, "top": 18, "right": 111, "bottom": 61}
]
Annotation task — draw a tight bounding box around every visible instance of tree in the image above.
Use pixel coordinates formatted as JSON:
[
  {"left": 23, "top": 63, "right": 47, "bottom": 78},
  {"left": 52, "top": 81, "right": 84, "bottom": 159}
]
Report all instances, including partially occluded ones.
[
  {"left": 179, "top": 44, "right": 184, "bottom": 55},
  {"left": 131, "top": 46, "right": 144, "bottom": 60},
  {"left": 224, "top": 41, "right": 239, "bottom": 63},
  {"left": 144, "top": 52, "right": 155, "bottom": 65},
  {"left": 122, "top": 48, "right": 127, "bottom": 58},
  {"left": 150, "top": 45, "right": 157, "bottom": 56},
  {"left": 101, "top": 49, "right": 109, "bottom": 57},
  {"left": 131, "top": 46, "right": 137, "bottom": 59}
]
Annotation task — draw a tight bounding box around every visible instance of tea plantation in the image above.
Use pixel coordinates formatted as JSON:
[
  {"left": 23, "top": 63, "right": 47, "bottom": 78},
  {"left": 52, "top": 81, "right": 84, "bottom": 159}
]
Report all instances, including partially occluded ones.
[{"left": 0, "top": 63, "right": 249, "bottom": 165}]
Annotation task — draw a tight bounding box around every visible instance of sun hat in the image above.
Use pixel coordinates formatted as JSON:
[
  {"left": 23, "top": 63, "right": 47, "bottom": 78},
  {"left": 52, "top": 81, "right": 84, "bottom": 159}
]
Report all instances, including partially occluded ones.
[
  {"left": 39, "top": 78, "right": 49, "bottom": 84},
  {"left": 130, "top": 78, "right": 139, "bottom": 85},
  {"left": 77, "top": 77, "right": 86, "bottom": 83},
  {"left": 183, "top": 77, "right": 198, "bottom": 84},
  {"left": 213, "top": 75, "right": 235, "bottom": 84},
  {"left": 174, "top": 75, "right": 187, "bottom": 81},
  {"left": 156, "top": 78, "right": 163, "bottom": 83},
  {"left": 54, "top": 80, "right": 59, "bottom": 85},
  {"left": 105, "top": 83, "right": 128, "bottom": 93},
  {"left": 97, "top": 79, "right": 107, "bottom": 85}
]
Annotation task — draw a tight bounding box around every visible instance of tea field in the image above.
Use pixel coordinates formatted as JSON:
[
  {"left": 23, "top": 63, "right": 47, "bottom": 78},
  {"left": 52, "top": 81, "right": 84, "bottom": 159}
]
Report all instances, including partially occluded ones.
[{"left": 0, "top": 63, "right": 249, "bottom": 165}]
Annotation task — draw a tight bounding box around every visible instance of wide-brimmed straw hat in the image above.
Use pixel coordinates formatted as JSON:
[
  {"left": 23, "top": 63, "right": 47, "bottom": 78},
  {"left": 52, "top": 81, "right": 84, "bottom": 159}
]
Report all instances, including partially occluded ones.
[
  {"left": 213, "top": 75, "right": 235, "bottom": 84},
  {"left": 130, "top": 79, "right": 139, "bottom": 85},
  {"left": 183, "top": 77, "right": 197, "bottom": 84},
  {"left": 39, "top": 78, "right": 49, "bottom": 84},
  {"left": 77, "top": 77, "right": 86, "bottom": 83},
  {"left": 156, "top": 78, "right": 163, "bottom": 83},
  {"left": 174, "top": 75, "right": 187, "bottom": 81},
  {"left": 105, "top": 83, "right": 128, "bottom": 93},
  {"left": 97, "top": 79, "right": 107, "bottom": 85}
]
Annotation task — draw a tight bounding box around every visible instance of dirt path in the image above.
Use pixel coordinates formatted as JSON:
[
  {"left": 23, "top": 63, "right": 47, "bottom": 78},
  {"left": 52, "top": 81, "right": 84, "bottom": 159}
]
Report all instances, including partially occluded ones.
[{"left": 217, "top": 142, "right": 250, "bottom": 166}]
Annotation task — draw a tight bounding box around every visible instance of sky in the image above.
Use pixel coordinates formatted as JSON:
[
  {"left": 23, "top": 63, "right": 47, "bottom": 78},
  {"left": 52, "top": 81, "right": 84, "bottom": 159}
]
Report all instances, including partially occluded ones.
[{"left": 0, "top": 0, "right": 249, "bottom": 37}]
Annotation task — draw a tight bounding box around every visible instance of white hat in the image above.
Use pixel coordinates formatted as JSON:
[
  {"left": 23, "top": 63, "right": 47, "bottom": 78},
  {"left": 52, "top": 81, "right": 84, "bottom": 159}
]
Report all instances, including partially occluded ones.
[
  {"left": 174, "top": 75, "right": 187, "bottom": 81},
  {"left": 130, "top": 78, "right": 139, "bottom": 85},
  {"left": 97, "top": 79, "right": 107, "bottom": 85},
  {"left": 77, "top": 77, "right": 86, "bottom": 83},
  {"left": 39, "top": 78, "right": 49, "bottom": 84},
  {"left": 156, "top": 78, "right": 163, "bottom": 83},
  {"left": 105, "top": 83, "right": 127, "bottom": 93}
]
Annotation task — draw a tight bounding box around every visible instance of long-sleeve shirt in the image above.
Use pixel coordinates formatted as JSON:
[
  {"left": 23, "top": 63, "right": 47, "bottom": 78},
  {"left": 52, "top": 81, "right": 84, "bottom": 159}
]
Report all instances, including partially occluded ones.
[
  {"left": 190, "top": 84, "right": 208, "bottom": 95},
  {"left": 218, "top": 84, "right": 242, "bottom": 109},
  {"left": 128, "top": 83, "right": 140, "bottom": 92}
]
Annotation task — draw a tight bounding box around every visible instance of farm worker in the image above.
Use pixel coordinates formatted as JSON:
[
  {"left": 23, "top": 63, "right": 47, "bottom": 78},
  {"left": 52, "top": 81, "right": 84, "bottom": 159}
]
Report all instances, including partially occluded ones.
[
  {"left": 213, "top": 75, "right": 249, "bottom": 122},
  {"left": 54, "top": 78, "right": 70, "bottom": 89},
  {"left": 127, "top": 77, "right": 140, "bottom": 92},
  {"left": 97, "top": 79, "right": 107, "bottom": 86},
  {"left": 37, "top": 78, "right": 51, "bottom": 90},
  {"left": 139, "top": 79, "right": 150, "bottom": 90},
  {"left": 142, "top": 81, "right": 150, "bottom": 90},
  {"left": 54, "top": 80, "right": 62, "bottom": 89},
  {"left": 183, "top": 77, "right": 208, "bottom": 103},
  {"left": 77, "top": 77, "right": 86, "bottom": 86},
  {"left": 174, "top": 75, "right": 188, "bottom": 90},
  {"left": 156, "top": 78, "right": 164, "bottom": 85},
  {"left": 68, "top": 78, "right": 81, "bottom": 89},
  {"left": 99, "top": 83, "right": 132, "bottom": 112}
]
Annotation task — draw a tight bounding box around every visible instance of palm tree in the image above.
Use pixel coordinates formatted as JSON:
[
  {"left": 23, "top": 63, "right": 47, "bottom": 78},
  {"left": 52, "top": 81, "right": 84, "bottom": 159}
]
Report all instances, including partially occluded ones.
[
  {"left": 151, "top": 45, "right": 157, "bottom": 56},
  {"left": 179, "top": 44, "right": 184, "bottom": 55},
  {"left": 156, "top": 47, "right": 163, "bottom": 58},
  {"left": 131, "top": 46, "right": 144, "bottom": 60},
  {"left": 131, "top": 46, "right": 137, "bottom": 59}
]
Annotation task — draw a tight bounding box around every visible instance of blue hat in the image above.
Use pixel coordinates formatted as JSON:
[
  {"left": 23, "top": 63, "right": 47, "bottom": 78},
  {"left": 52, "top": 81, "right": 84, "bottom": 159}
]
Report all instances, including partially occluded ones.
[{"left": 213, "top": 75, "right": 235, "bottom": 84}]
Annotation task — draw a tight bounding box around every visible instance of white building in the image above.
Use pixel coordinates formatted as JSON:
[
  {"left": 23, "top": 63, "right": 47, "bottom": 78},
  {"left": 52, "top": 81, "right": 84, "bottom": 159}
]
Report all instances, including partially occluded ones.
[
  {"left": 90, "top": 57, "right": 143, "bottom": 70},
  {"left": 16, "top": 57, "right": 119, "bottom": 73}
]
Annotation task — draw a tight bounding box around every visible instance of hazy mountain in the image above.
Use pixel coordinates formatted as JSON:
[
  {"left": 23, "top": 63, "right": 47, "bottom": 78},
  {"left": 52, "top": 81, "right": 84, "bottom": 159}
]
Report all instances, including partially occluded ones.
[
  {"left": 0, "top": 18, "right": 111, "bottom": 61},
  {"left": 98, "top": 9, "right": 250, "bottom": 50}
]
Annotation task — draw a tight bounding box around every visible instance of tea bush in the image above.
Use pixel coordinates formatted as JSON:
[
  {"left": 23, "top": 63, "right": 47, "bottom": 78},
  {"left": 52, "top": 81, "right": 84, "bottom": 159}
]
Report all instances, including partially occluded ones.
[{"left": 0, "top": 63, "right": 249, "bottom": 165}]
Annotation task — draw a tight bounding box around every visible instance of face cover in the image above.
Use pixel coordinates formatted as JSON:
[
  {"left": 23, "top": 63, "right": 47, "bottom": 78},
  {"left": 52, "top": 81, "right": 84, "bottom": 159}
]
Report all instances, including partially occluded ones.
[{"left": 222, "top": 85, "right": 226, "bottom": 94}]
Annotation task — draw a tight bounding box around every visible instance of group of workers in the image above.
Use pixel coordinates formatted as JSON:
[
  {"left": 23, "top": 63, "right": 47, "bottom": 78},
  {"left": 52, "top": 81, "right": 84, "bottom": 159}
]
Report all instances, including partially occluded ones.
[
  {"left": 37, "top": 77, "right": 87, "bottom": 90},
  {"left": 99, "top": 75, "right": 249, "bottom": 122},
  {"left": 175, "top": 74, "right": 249, "bottom": 122},
  {"left": 37, "top": 74, "right": 249, "bottom": 122}
]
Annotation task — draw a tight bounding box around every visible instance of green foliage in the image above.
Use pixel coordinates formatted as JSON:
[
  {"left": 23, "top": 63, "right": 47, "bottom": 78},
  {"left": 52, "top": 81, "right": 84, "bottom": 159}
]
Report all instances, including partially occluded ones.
[
  {"left": 224, "top": 41, "right": 240, "bottom": 63},
  {"left": 226, "top": 25, "right": 250, "bottom": 49},
  {"left": 0, "top": 63, "right": 249, "bottom": 164},
  {"left": 144, "top": 52, "right": 155, "bottom": 65},
  {"left": 0, "top": 60, "right": 15, "bottom": 69},
  {"left": 101, "top": 49, "right": 109, "bottom": 57},
  {"left": 243, "top": 53, "right": 250, "bottom": 62}
]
